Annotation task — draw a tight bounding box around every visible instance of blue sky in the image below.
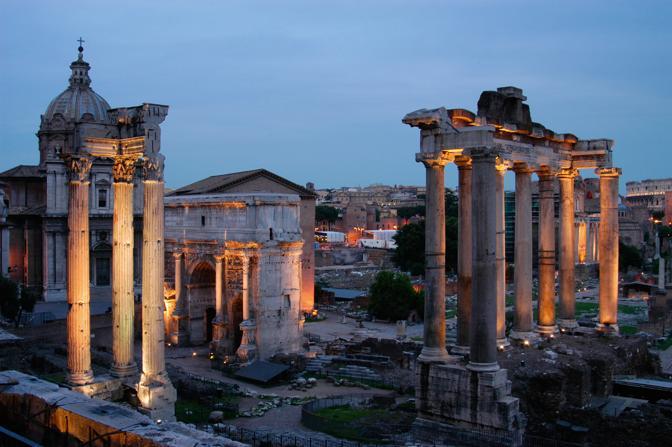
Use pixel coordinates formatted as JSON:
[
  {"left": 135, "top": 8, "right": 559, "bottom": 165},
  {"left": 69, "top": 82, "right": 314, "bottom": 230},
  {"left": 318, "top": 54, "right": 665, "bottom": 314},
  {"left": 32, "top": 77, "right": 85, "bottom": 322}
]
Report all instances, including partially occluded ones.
[{"left": 1, "top": 0, "right": 670, "bottom": 191}]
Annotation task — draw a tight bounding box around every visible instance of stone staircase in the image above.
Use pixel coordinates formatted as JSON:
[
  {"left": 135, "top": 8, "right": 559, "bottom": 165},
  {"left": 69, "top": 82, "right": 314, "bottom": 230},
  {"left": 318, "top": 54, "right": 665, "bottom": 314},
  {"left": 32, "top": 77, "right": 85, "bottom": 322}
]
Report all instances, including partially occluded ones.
[
  {"left": 335, "top": 365, "right": 382, "bottom": 382},
  {"left": 305, "top": 356, "right": 334, "bottom": 374}
]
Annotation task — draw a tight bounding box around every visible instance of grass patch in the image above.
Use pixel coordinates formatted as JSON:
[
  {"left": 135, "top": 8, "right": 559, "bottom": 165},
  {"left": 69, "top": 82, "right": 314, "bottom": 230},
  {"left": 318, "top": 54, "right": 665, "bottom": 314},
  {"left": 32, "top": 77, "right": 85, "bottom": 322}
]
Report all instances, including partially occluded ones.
[
  {"left": 446, "top": 308, "right": 457, "bottom": 319},
  {"left": 315, "top": 405, "right": 387, "bottom": 423},
  {"left": 39, "top": 372, "right": 66, "bottom": 384},
  {"left": 311, "top": 405, "right": 412, "bottom": 443},
  {"left": 657, "top": 336, "right": 672, "bottom": 351},
  {"left": 175, "top": 399, "right": 211, "bottom": 424},
  {"left": 618, "top": 305, "right": 641, "bottom": 315},
  {"left": 620, "top": 325, "right": 638, "bottom": 335},
  {"left": 575, "top": 302, "right": 598, "bottom": 314},
  {"left": 410, "top": 336, "right": 423, "bottom": 342}
]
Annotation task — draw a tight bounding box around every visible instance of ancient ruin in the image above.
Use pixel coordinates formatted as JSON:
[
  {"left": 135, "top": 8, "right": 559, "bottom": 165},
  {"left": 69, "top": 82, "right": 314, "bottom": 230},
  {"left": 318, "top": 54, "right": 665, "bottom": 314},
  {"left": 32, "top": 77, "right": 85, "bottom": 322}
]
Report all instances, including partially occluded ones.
[{"left": 403, "top": 86, "right": 620, "bottom": 444}]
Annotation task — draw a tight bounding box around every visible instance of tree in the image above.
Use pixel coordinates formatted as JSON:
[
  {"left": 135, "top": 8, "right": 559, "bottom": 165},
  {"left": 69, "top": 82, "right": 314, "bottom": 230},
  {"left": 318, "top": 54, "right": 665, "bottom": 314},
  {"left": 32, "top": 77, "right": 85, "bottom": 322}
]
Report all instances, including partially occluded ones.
[
  {"left": 397, "top": 205, "right": 425, "bottom": 219},
  {"left": 368, "top": 271, "right": 419, "bottom": 321},
  {"left": 619, "top": 241, "right": 643, "bottom": 273},
  {"left": 392, "top": 221, "right": 425, "bottom": 275},
  {"left": 0, "top": 276, "right": 19, "bottom": 321},
  {"left": 315, "top": 205, "right": 339, "bottom": 224}
]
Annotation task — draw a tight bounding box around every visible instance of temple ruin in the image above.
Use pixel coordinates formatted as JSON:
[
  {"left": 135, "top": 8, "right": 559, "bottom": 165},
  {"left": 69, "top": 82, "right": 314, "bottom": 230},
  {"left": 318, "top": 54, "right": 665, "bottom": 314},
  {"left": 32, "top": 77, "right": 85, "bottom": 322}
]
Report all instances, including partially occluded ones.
[{"left": 403, "top": 86, "right": 620, "bottom": 444}]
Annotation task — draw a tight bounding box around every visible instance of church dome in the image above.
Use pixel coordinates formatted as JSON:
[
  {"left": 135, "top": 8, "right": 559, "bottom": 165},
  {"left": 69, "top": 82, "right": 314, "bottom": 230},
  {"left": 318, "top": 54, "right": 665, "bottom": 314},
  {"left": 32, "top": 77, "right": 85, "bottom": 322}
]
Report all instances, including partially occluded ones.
[{"left": 43, "top": 45, "right": 111, "bottom": 123}]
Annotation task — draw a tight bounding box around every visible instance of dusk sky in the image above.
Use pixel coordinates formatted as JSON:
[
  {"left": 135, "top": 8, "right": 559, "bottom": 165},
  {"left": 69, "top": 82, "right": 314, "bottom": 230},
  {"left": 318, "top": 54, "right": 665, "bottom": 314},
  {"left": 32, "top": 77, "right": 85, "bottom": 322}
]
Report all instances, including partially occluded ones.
[{"left": 1, "top": 0, "right": 670, "bottom": 191}]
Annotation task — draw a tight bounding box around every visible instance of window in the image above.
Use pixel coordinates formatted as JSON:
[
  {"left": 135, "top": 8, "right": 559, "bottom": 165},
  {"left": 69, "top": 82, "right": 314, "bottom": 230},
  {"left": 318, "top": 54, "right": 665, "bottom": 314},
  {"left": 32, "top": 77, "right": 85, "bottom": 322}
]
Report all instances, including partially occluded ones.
[
  {"left": 201, "top": 215, "right": 206, "bottom": 226},
  {"left": 98, "top": 188, "right": 108, "bottom": 208}
]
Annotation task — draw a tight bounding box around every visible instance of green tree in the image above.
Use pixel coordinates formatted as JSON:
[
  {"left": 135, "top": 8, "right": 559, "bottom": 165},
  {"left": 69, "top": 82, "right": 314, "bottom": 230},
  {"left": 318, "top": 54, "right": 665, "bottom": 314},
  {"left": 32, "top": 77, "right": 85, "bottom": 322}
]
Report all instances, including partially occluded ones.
[
  {"left": 368, "top": 271, "right": 419, "bottom": 321},
  {"left": 392, "top": 221, "right": 425, "bottom": 275},
  {"left": 619, "top": 241, "right": 643, "bottom": 273},
  {"left": 315, "top": 205, "right": 339, "bottom": 224},
  {"left": 397, "top": 205, "right": 425, "bottom": 219}
]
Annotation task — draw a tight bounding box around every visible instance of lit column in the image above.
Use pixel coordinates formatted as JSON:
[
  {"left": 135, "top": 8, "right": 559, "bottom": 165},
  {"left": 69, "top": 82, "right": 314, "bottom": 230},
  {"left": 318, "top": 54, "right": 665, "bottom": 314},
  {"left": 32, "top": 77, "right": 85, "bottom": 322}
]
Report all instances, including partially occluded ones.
[
  {"left": 537, "top": 170, "right": 557, "bottom": 336},
  {"left": 510, "top": 164, "right": 536, "bottom": 344},
  {"left": 467, "top": 148, "right": 499, "bottom": 372},
  {"left": 64, "top": 155, "right": 94, "bottom": 386},
  {"left": 137, "top": 154, "right": 176, "bottom": 421},
  {"left": 558, "top": 168, "right": 578, "bottom": 330},
  {"left": 495, "top": 162, "right": 509, "bottom": 348},
  {"left": 418, "top": 157, "right": 451, "bottom": 363},
  {"left": 111, "top": 155, "right": 139, "bottom": 378},
  {"left": 236, "top": 254, "right": 257, "bottom": 362},
  {"left": 170, "top": 252, "right": 189, "bottom": 345},
  {"left": 453, "top": 157, "right": 472, "bottom": 355},
  {"left": 211, "top": 254, "right": 227, "bottom": 353},
  {"left": 577, "top": 220, "right": 587, "bottom": 264},
  {"left": 597, "top": 167, "right": 621, "bottom": 334}
]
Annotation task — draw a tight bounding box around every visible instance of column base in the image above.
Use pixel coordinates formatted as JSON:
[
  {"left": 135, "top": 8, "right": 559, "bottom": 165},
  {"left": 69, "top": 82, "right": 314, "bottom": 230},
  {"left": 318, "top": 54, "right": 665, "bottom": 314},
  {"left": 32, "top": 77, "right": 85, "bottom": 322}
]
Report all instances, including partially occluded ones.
[
  {"left": 509, "top": 330, "right": 539, "bottom": 346},
  {"left": 537, "top": 324, "right": 559, "bottom": 337},
  {"left": 596, "top": 323, "right": 619, "bottom": 336},
  {"left": 110, "top": 362, "right": 138, "bottom": 378},
  {"left": 557, "top": 318, "right": 579, "bottom": 332},
  {"left": 450, "top": 344, "right": 470, "bottom": 356},
  {"left": 496, "top": 337, "right": 511, "bottom": 351},
  {"left": 418, "top": 346, "right": 452, "bottom": 363},
  {"left": 67, "top": 370, "right": 94, "bottom": 387},
  {"left": 236, "top": 344, "right": 257, "bottom": 364},
  {"left": 466, "top": 361, "right": 500, "bottom": 372},
  {"left": 137, "top": 372, "right": 177, "bottom": 423}
]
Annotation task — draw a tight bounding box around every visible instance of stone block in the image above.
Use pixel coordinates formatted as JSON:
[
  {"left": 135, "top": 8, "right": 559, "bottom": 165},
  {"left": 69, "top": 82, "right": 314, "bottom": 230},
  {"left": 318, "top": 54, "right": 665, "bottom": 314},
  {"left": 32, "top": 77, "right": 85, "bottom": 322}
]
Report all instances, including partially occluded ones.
[{"left": 70, "top": 376, "right": 123, "bottom": 401}]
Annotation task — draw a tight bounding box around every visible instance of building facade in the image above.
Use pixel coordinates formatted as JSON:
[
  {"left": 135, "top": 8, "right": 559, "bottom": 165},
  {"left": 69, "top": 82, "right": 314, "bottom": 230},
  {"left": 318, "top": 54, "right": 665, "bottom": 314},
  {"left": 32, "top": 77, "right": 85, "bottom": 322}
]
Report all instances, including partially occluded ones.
[{"left": 0, "top": 46, "right": 148, "bottom": 301}]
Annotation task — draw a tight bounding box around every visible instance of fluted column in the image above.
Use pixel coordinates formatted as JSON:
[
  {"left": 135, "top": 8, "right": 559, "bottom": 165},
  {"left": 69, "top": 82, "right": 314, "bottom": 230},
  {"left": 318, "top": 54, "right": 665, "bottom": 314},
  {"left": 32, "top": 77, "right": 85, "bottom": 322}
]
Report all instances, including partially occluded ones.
[
  {"left": 419, "top": 158, "right": 451, "bottom": 363},
  {"left": 111, "top": 155, "right": 139, "bottom": 378},
  {"left": 537, "top": 170, "right": 557, "bottom": 336},
  {"left": 510, "top": 164, "right": 536, "bottom": 344},
  {"left": 211, "top": 254, "right": 227, "bottom": 353},
  {"left": 137, "top": 154, "right": 176, "bottom": 421},
  {"left": 467, "top": 148, "right": 499, "bottom": 372},
  {"left": 495, "top": 162, "right": 509, "bottom": 348},
  {"left": 577, "top": 220, "right": 587, "bottom": 264},
  {"left": 453, "top": 157, "right": 472, "bottom": 355},
  {"left": 64, "top": 155, "right": 94, "bottom": 386},
  {"left": 558, "top": 168, "right": 578, "bottom": 330},
  {"left": 597, "top": 167, "right": 621, "bottom": 334},
  {"left": 170, "top": 252, "right": 189, "bottom": 345}
]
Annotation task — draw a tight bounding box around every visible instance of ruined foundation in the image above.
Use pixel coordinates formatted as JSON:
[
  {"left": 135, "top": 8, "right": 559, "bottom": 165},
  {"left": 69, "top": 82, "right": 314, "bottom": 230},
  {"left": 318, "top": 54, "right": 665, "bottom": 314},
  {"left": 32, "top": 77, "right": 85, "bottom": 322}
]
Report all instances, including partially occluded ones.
[{"left": 414, "top": 362, "right": 524, "bottom": 446}]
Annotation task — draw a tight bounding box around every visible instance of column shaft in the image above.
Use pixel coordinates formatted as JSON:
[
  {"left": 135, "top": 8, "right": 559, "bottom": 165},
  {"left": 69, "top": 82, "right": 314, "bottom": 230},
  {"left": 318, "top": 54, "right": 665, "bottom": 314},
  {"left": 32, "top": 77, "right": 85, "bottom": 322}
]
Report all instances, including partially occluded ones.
[
  {"left": 511, "top": 166, "right": 535, "bottom": 342},
  {"left": 468, "top": 149, "right": 498, "bottom": 371},
  {"left": 111, "top": 179, "right": 137, "bottom": 377},
  {"left": 66, "top": 174, "right": 94, "bottom": 385},
  {"left": 597, "top": 168, "right": 621, "bottom": 333},
  {"left": 170, "top": 253, "right": 189, "bottom": 345},
  {"left": 495, "top": 164, "right": 508, "bottom": 346},
  {"left": 558, "top": 169, "right": 578, "bottom": 329},
  {"left": 241, "top": 255, "right": 250, "bottom": 321},
  {"left": 454, "top": 159, "right": 472, "bottom": 354},
  {"left": 215, "top": 256, "right": 225, "bottom": 321},
  {"left": 419, "top": 160, "right": 450, "bottom": 363},
  {"left": 537, "top": 172, "right": 557, "bottom": 335}
]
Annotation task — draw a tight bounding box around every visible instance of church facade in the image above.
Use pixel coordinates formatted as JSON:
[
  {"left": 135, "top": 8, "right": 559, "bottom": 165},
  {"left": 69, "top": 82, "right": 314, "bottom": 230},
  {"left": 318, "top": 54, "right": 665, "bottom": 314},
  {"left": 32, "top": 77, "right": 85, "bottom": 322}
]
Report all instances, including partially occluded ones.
[{"left": 0, "top": 46, "right": 146, "bottom": 300}]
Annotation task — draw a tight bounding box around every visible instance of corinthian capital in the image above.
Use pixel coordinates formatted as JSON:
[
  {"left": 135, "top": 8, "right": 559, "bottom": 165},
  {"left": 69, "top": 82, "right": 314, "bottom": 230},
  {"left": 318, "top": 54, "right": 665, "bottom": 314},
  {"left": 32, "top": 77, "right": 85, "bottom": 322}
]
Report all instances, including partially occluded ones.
[
  {"left": 142, "top": 153, "right": 165, "bottom": 181},
  {"left": 113, "top": 155, "right": 140, "bottom": 183},
  {"left": 557, "top": 167, "right": 578, "bottom": 179},
  {"left": 62, "top": 154, "right": 93, "bottom": 182},
  {"left": 596, "top": 167, "right": 621, "bottom": 178}
]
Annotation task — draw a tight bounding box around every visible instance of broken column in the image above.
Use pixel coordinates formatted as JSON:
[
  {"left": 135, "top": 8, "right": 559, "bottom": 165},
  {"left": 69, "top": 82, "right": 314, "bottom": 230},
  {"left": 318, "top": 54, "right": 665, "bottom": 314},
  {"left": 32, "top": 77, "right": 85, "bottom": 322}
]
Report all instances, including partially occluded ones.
[
  {"left": 169, "top": 252, "right": 189, "bottom": 346},
  {"left": 110, "top": 155, "right": 139, "bottom": 378},
  {"left": 418, "top": 156, "right": 451, "bottom": 363},
  {"left": 597, "top": 167, "right": 621, "bottom": 334},
  {"left": 495, "top": 162, "right": 509, "bottom": 348},
  {"left": 236, "top": 254, "right": 257, "bottom": 363},
  {"left": 558, "top": 168, "right": 578, "bottom": 330},
  {"left": 510, "top": 164, "right": 536, "bottom": 344},
  {"left": 64, "top": 155, "right": 94, "bottom": 386},
  {"left": 453, "top": 156, "right": 472, "bottom": 355},
  {"left": 537, "top": 170, "right": 557, "bottom": 336},
  {"left": 137, "top": 154, "right": 176, "bottom": 421}
]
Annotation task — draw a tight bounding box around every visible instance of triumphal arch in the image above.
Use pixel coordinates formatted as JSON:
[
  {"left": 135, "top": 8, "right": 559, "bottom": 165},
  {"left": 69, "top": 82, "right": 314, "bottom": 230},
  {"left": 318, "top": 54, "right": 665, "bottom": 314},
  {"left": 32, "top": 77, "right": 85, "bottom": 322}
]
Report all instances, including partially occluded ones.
[{"left": 403, "top": 87, "right": 619, "bottom": 444}]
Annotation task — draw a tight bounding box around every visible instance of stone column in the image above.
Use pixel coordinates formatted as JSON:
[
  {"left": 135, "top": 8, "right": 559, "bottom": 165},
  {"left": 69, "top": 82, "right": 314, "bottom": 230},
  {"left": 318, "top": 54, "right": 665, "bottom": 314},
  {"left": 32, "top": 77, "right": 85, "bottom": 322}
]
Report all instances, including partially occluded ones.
[
  {"left": 170, "top": 252, "right": 189, "bottom": 345},
  {"left": 577, "top": 220, "right": 587, "bottom": 264},
  {"left": 537, "top": 170, "right": 558, "bottom": 336},
  {"left": 467, "top": 148, "right": 499, "bottom": 372},
  {"left": 211, "top": 254, "right": 227, "bottom": 353},
  {"left": 453, "top": 157, "right": 472, "bottom": 355},
  {"left": 64, "top": 155, "right": 94, "bottom": 386},
  {"left": 597, "top": 167, "right": 621, "bottom": 334},
  {"left": 137, "top": 154, "right": 176, "bottom": 422},
  {"left": 510, "top": 164, "right": 536, "bottom": 344},
  {"left": 111, "top": 155, "right": 139, "bottom": 378},
  {"left": 237, "top": 254, "right": 257, "bottom": 363},
  {"left": 558, "top": 169, "right": 578, "bottom": 330},
  {"left": 419, "top": 157, "right": 451, "bottom": 363},
  {"left": 495, "top": 162, "right": 509, "bottom": 348}
]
